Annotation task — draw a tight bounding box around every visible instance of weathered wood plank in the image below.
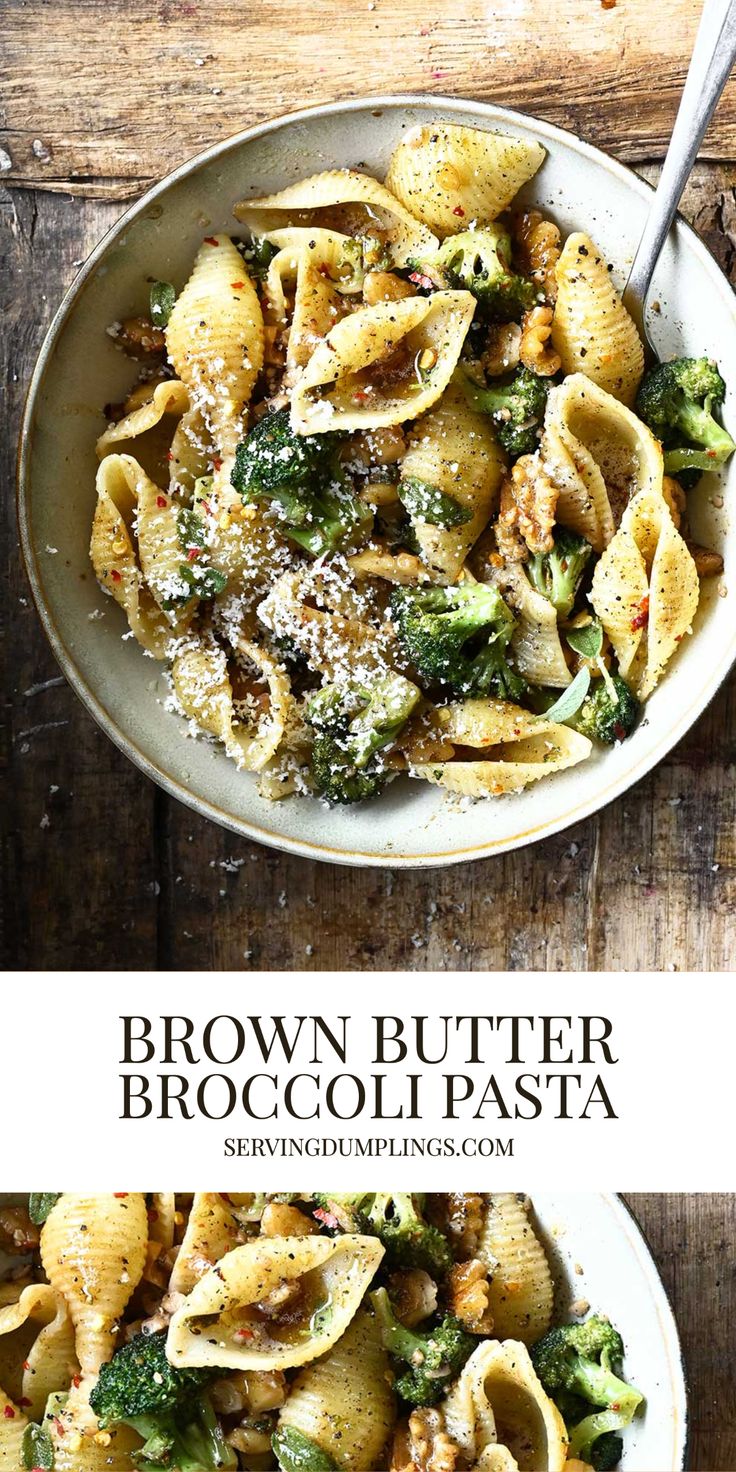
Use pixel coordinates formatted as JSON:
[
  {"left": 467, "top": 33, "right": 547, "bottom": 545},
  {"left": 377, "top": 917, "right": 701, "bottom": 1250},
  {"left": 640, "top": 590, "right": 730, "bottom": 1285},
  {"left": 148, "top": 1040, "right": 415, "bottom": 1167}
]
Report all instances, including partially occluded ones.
[
  {"left": 2, "top": 0, "right": 736, "bottom": 199},
  {"left": 0, "top": 189, "right": 159, "bottom": 969},
  {"left": 627, "top": 1193, "right": 736, "bottom": 1472}
]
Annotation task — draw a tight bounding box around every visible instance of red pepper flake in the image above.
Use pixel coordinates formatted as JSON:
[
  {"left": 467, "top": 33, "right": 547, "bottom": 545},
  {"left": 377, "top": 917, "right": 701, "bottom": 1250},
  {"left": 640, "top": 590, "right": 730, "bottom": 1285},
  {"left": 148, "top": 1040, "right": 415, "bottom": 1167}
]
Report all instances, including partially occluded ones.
[
  {"left": 110, "top": 569, "right": 122, "bottom": 583},
  {"left": 54, "top": 1417, "right": 65, "bottom": 1436},
  {"left": 72, "top": 1374, "right": 81, "bottom": 1389},
  {"left": 200, "top": 499, "right": 213, "bottom": 515},
  {"left": 3, "top": 1407, "right": 14, "bottom": 1419},
  {"left": 203, "top": 235, "right": 219, "bottom": 246},
  {"left": 167, "top": 450, "right": 174, "bottom": 461},
  {"left": 156, "top": 494, "right": 168, "bottom": 508},
  {"left": 408, "top": 270, "right": 435, "bottom": 291},
  {"left": 114, "top": 1192, "right": 128, "bottom": 1198},
  {"left": 313, "top": 1206, "right": 340, "bottom": 1229},
  {"left": 212, "top": 456, "right": 223, "bottom": 471},
  {"left": 148, "top": 1208, "right": 159, "bottom": 1223},
  {"left": 630, "top": 595, "right": 649, "bottom": 631},
  {"left": 353, "top": 390, "right": 370, "bottom": 403},
  {"left": 22, "top": 1361, "right": 30, "bottom": 1372},
  {"left": 453, "top": 205, "right": 465, "bottom": 216},
  {"left": 230, "top": 280, "right": 245, "bottom": 289},
  {"left": 186, "top": 547, "right": 200, "bottom": 562},
  {"left": 233, "top": 1326, "right": 255, "bottom": 1341},
  {"left": 18, "top": 1397, "right": 32, "bottom": 1408}
]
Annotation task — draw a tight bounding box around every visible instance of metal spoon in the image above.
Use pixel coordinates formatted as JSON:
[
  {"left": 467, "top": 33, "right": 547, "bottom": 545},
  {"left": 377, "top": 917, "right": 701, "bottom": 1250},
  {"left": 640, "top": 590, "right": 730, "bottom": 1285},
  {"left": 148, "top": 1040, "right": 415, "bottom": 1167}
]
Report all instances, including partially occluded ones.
[{"left": 623, "top": 0, "right": 736, "bottom": 358}]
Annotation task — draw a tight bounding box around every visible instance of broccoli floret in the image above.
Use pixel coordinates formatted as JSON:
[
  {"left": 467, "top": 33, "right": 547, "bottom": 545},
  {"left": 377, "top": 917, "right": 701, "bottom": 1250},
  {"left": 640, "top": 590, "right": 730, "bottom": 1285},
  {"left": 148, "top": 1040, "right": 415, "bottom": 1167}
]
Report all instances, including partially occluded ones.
[
  {"left": 526, "top": 528, "right": 593, "bottom": 617},
  {"left": 231, "top": 408, "right": 372, "bottom": 557},
  {"left": 307, "top": 674, "right": 420, "bottom": 804},
  {"left": 434, "top": 227, "right": 538, "bottom": 321},
  {"left": 371, "top": 1287, "right": 474, "bottom": 1406},
  {"left": 574, "top": 671, "right": 640, "bottom": 744},
  {"left": 531, "top": 1316, "right": 643, "bottom": 1469},
  {"left": 635, "top": 357, "right": 735, "bottom": 484},
  {"left": 464, "top": 364, "right": 552, "bottom": 458},
  {"left": 312, "top": 1193, "right": 452, "bottom": 1275},
  {"left": 390, "top": 583, "right": 524, "bottom": 699},
  {"left": 89, "top": 1330, "right": 234, "bottom": 1470}
]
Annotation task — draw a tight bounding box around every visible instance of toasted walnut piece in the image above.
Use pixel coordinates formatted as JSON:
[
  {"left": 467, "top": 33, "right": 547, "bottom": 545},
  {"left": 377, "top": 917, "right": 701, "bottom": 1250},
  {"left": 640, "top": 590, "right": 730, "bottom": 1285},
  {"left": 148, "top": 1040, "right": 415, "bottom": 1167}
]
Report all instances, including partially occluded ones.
[
  {"left": 520, "top": 304, "right": 561, "bottom": 376},
  {"left": 211, "top": 1369, "right": 287, "bottom": 1416},
  {"left": 115, "top": 315, "right": 166, "bottom": 359},
  {"left": 426, "top": 1194, "right": 486, "bottom": 1258},
  {"left": 260, "top": 1202, "right": 319, "bottom": 1236},
  {"left": 497, "top": 454, "right": 559, "bottom": 558},
  {"left": 483, "top": 322, "right": 522, "bottom": 377},
  {"left": 388, "top": 1268, "right": 439, "bottom": 1327},
  {"left": 662, "top": 475, "right": 687, "bottom": 530},
  {"left": 363, "top": 270, "right": 417, "bottom": 305},
  {"left": 446, "top": 1259, "right": 494, "bottom": 1333},
  {"left": 227, "top": 1425, "right": 275, "bottom": 1456},
  {"left": 514, "top": 210, "right": 562, "bottom": 301},
  {"left": 687, "top": 542, "right": 724, "bottom": 578},
  {"left": 391, "top": 1408, "right": 460, "bottom": 1472},
  {"left": 362, "top": 424, "right": 408, "bottom": 465},
  {"left": 0, "top": 1206, "right": 39, "bottom": 1255},
  {"left": 255, "top": 1278, "right": 304, "bottom": 1319}
]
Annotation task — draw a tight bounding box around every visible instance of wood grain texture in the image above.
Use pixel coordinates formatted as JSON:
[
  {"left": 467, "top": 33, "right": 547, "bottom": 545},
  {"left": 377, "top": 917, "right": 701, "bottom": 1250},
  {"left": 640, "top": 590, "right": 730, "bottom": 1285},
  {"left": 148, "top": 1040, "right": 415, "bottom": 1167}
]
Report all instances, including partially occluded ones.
[
  {"left": 1, "top": 1, "right": 735, "bottom": 979},
  {"left": 626, "top": 1193, "right": 736, "bottom": 1472},
  {"left": 2, "top": 0, "right": 736, "bottom": 199}
]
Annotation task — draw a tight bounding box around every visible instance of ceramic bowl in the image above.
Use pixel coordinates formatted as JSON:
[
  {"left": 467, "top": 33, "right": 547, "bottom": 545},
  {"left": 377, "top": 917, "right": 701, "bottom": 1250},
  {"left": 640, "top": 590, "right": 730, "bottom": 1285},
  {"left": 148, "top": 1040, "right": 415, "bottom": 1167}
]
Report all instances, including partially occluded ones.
[
  {"left": 18, "top": 97, "right": 736, "bottom": 866},
  {"left": 0, "top": 1191, "right": 688, "bottom": 1470}
]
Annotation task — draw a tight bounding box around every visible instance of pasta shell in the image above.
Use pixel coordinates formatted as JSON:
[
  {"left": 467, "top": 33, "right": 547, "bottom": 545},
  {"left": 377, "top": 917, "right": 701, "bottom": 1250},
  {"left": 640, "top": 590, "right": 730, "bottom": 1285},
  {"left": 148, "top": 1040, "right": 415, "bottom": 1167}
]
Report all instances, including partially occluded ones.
[
  {"left": 477, "top": 1194, "right": 554, "bottom": 1344},
  {"left": 277, "top": 1309, "right": 395, "bottom": 1471},
  {"left": 542, "top": 373, "right": 664, "bottom": 549},
  {"left": 399, "top": 381, "right": 505, "bottom": 579},
  {"left": 171, "top": 631, "right": 293, "bottom": 772},
  {"left": 551, "top": 233, "right": 644, "bottom": 406},
  {"left": 501, "top": 564, "right": 572, "bottom": 689},
  {"left": 444, "top": 1339, "right": 568, "bottom": 1472},
  {"left": 234, "top": 169, "right": 438, "bottom": 267},
  {"left": 91, "top": 454, "right": 192, "bottom": 654},
  {"left": 166, "top": 234, "right": 264, "bottom": 457},
  {"left": 590, "top": 485, "right": 700, "bottom": 698},
  {"left": 290, "top": 291, "right": 476, "bottom": 433},
  {"left": 40, "top": 1193, "right": 148, "bottom": 1378},
  {"left": 169, "top": 1192, "right": 239, "bottom": 1295},
  {"left": 96, "top": 378, "right": 190, "bottom": 488},
  {"left": 413, "top": 700, "right": 591, "bottom": 796},
  {"left": 0, "top": 1283, "right": 77, "bottom": 1418},
  {"left": 385, "top": 122, "right": 545, "bottom": 237},
  {"left": 167, "top": 1233, "right": 385, "bottom": 1371},
  {"left": 258, "top": 567, "right": 397, "bottom": 680}
]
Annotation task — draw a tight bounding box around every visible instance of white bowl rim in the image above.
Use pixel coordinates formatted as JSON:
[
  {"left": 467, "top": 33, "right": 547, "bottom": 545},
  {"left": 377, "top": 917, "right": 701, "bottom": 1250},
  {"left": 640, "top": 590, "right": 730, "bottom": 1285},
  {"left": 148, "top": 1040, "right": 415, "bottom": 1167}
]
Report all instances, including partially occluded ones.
[{"left": 17, "top": 93, "right": 736, "bottom": 868}]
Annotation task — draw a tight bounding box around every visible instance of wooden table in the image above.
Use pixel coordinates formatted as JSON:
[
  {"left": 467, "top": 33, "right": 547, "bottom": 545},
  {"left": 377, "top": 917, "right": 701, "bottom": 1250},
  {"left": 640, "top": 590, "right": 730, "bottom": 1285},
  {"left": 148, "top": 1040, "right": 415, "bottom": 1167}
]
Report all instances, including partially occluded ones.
[
  {"left": 626, "top": 1193, "right": 735, "bottom": 1471},
  {"left": 2, "top": 0, "right": 735, "bottom": 972}
]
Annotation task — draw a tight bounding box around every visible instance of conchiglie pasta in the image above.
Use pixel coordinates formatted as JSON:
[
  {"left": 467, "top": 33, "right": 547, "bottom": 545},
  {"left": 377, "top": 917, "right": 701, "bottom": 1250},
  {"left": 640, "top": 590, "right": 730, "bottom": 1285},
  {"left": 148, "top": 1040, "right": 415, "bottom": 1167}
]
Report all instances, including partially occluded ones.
[
  {"left": 399, "top": 383, "right": 505, "bottom": 578},
  {"left": 501, "top": 564, "right": 572, "bottom": 688},
  {"left": 590, "top": 486, "right": 699, "bottom": 698},
  {"left": 234, "top": 169, "right": 438, "bottom": 267},
  {"left": 477, "top": 1194, "right": 554, "bottom": 1345},
  {"left": 551, "top": 233, "right": 644, "bottom": 406},
  {"left": 385, "top": 122, "right": 545, "bottom": 237},
  {"left": 169, "top": 1192, "right": 239, "bottom": 1295},
  {"left": 165, "top": 234, "right": 264, "bottom": 457},
  {"left": 167, "top": 1233, "right": 385, "bottom": 1371},
  {"left": 444, "top": 1340, "right": 568, "bottom": 1472},
  {"left": 289, "top": 291, "right": 476, "bottom": 433},
  {"left": 171, "top": 632, "right": 293, "bottom": 772},
  {"left": 412, "top": 700, "right": 592, "bottom": 796},
  {"left": 40, "top": 1193, "right": 148, "bottom": 1378},
  {"left": 91, "top": 454, "right": 191, "bottom": 655},
  {"left": 542, "top": 372, "right": 664, "bottom": 549},
  {"left": 96, "top": 378, "right": 190, "bottom": 487},
  {"left": 0, "top": 1282, "right": 76, "bottom": 1416},
  {"left": 258, "top": 568, "right": 395, "bottom": 680},
  {"left": 47, "top": 1388, "right": 143, "bottom": 1471},
  {"left": 277, "top": 1309, "right": 395, "bottom": 1471},
  {"left": 21, "top": 1295, "right": 78, "bottom": 1420}
]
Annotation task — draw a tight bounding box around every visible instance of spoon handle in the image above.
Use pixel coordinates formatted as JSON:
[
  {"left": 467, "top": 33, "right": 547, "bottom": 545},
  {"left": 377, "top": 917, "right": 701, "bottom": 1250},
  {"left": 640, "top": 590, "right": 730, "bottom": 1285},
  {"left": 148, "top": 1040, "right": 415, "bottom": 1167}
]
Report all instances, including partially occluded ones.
[{"left": 625, "top": 0, "right": 736, "bottom": 325}]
